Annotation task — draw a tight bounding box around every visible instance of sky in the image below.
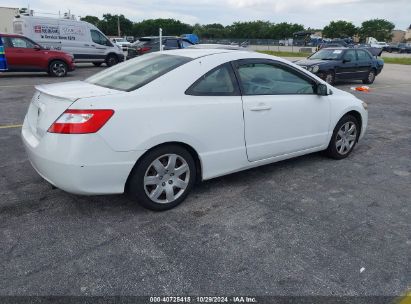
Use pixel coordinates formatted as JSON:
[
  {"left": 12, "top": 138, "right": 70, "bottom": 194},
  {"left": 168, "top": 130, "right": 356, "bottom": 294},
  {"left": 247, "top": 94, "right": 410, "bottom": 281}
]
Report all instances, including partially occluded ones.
[{"left": 2, "top": 0, "right": 410, "bottom": 30}]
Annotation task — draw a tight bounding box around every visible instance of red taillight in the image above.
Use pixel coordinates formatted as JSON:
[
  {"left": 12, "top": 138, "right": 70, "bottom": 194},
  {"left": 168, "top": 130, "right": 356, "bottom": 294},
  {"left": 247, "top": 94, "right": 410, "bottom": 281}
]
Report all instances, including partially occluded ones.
[
  {"left": 137, "top": 47, "right": 151, "bottom": 54},
  {"left": 48, "top": 109, "right": 114, "bottom": 134}
]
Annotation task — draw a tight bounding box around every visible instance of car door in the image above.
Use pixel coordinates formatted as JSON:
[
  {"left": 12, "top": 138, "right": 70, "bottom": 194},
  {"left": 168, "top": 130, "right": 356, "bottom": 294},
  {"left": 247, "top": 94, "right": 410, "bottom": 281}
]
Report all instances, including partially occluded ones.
[
  {"left": 89, "top": 29, "right": 109, "bottom": 60},
  {"left": 336, "top": 49, "right": 358, "bottom": 79},
  {"left": 234, "top": 59, "right": 330, "bottom": 162},
  {"left": 356, "top": 49, "right": 373, "bottom": 79},
  {"left": 4, "top": 36, "right": 45, "bottom": 71}
]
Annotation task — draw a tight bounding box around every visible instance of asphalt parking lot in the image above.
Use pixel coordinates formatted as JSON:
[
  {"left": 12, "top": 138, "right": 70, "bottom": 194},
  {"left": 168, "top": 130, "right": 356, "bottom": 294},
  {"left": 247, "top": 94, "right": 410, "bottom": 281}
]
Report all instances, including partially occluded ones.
[{"left": 0, "top": 62, "right": 410, "bottom": 297}]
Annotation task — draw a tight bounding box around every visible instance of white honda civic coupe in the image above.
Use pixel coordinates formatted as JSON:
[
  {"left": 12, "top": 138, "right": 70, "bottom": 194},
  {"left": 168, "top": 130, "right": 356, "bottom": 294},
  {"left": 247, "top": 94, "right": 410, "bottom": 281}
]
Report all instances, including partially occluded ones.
[{"left": 22, "top": 49, "right": 368, "bottom": 210}]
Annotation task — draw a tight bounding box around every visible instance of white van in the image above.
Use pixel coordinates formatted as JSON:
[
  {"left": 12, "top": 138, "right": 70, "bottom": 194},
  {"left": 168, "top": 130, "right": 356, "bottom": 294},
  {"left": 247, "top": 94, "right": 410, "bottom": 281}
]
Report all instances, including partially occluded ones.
[{"left": 13, "top": 15, "right": 124, "bottom": 66}]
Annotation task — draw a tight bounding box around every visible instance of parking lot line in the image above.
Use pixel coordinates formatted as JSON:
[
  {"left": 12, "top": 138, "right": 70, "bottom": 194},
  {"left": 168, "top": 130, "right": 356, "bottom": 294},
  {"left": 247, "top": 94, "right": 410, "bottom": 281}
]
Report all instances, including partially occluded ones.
[
  {"left": 0, "top": 84, "right": 34, "bottom": 88},
  {"left": 0, "top": 124, "right": 23, "bottom": 129}
]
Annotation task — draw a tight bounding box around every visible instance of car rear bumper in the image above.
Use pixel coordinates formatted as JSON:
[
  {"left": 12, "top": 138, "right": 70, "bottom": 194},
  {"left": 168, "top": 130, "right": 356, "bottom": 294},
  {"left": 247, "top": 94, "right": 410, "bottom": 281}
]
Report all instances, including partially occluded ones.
[{"left": 21, "top": 118, "right": 146, "bottom": 195}]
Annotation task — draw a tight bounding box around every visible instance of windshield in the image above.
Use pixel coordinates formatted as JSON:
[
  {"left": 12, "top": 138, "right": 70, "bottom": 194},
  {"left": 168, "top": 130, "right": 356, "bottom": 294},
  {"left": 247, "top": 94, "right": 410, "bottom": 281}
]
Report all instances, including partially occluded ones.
[
  {"left": 86, "top": 53, "right": 192, "bottom": 91},
  {"left": 309, "top": 49, "right": 343, "bottom": 60}
]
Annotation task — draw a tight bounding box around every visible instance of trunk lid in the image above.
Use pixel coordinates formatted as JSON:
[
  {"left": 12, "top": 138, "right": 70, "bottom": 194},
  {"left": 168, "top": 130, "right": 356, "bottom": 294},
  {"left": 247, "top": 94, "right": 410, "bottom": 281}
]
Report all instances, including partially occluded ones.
[{"left": 26, "top": 81, "right": 119, "bottom": 139}]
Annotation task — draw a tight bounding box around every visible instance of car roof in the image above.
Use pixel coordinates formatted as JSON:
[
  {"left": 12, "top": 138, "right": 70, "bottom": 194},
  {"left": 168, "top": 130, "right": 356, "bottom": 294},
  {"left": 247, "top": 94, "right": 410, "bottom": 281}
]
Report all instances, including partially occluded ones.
[
  {"left": 321, "top": 47, "right": 348, "bottom": 50},
  {"left": 188, "top": 44, "right": 245, "bottom": 50},
  {"left": 0, "top": 33, "right": 25, "bottom": 37},
  {"left": 161, "top": 48, "right": 250, "bottom": 59}
]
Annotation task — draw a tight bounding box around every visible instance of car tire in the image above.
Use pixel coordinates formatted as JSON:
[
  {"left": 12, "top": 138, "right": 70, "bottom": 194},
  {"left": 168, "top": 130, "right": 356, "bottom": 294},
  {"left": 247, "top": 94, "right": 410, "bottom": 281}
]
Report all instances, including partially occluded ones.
[
  {"left": 48, "top": 60, "right": 68, "bottom": 77},
  {"left": 92, "top": 62, "right": 102, "bottom": 67},
  {"left": 325, "top": 114, "right": 360, "bottom": 160},
  {"left": 126, "top": 145, "right": 196, "bottom": 211},
  {"left": 105, "top": 54, "right": 119, "bottom": 67},
  {"left": 362, "top": 69, "right": 376, "bottom": 84},
  {"left": 324, "top": 71, "right": 335, "bottom": 85}
]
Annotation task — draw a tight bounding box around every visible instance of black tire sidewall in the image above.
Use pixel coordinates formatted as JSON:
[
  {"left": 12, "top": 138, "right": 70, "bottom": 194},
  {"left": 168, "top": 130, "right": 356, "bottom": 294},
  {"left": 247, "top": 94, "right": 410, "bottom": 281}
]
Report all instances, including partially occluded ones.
[
  {"left": 326, "top": 115, "right": 360, "bottom": 160},
  {"left": 363, "top": 69, "right": 375, "bottom": 84},
  {"left": 325, "top": 71, "right": 335, "bottom": 85},
  {"left": 48, "top": 60, "right": 67, "bottom": 77},
  {"left": 105, "top": 55, "right": 118, "bottom": 67},
  {"left": 127, "top": 145, "right": 196, "bottom": 211}
]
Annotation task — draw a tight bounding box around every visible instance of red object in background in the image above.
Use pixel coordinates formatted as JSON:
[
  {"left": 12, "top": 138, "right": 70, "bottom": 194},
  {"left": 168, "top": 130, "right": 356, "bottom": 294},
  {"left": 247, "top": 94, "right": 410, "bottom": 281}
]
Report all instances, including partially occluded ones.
[
  {"left": 137, "top": 46, "right": 152, "bottom": 55},
  {"left": 0, "top": 33, "right": 75, "bottom": 74}
]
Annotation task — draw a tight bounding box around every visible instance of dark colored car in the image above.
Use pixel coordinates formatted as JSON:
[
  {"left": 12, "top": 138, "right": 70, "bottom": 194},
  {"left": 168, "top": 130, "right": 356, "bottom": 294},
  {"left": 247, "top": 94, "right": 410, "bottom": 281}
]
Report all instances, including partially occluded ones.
[
  {"left": 295, "top": 47, "right": 384, "bottom": 85},
  {"left": 0, "top": 33, "right": 75, "bottom": 77},
  {"left": 126, "top": 36, "right": 194, "bottom": 59},
  {"left": 390, "top": 43, "right": 411, "bottom": 53}
]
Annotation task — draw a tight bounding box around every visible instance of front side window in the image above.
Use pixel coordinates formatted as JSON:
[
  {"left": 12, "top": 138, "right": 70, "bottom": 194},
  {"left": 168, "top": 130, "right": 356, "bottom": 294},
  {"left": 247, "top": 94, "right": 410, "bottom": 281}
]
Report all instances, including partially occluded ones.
[
  {"left": 86, "top": 53, "right": 191, "bottom": 91},
  {"left": 343, "top": 50, "right": 357, "bottom": 61},
  {"left": 9, "top": 37, "right": 35, "bottom": 48},
  {"left": 186, "top": 63, "right": 238, "bottom": 96},
  {"left": 91, "top": 30, "right": 110, "bottom": 46},
  {"left": 237, "top": 62, "right": 315, "bottom": 95}
]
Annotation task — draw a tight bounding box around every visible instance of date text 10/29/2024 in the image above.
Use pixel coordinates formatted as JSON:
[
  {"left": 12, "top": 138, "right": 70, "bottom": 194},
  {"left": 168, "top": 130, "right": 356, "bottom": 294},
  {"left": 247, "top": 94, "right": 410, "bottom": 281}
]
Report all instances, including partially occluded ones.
[{"left": 150, "top": 296, "right": 257, "bottom": 303}]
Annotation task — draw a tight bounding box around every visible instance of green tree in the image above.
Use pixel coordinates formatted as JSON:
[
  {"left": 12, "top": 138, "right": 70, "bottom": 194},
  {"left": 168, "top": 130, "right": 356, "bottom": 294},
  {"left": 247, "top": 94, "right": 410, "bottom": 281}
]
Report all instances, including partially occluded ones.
[
  {"left": 80, "top": 15, "right": 100, "bottom": 27},
  {"left": 322, "top": 20, "right": 357, "bottom": 38},
  {"left": 359, "top": 19, "right": 395, "bottom": 41},
  {"left": 99, "top": 14, "right": 134, "bottom": 36},
  {"left": 271, "top": 22, "right": 304, "bottom": 39},
  {"left": 132, "top": 19, "right": 193, "bottom": 37}
]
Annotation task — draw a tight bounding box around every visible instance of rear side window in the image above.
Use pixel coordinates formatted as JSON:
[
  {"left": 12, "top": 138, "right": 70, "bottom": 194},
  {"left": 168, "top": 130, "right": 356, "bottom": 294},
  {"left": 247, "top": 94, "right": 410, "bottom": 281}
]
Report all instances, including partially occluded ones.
[
  {"left": 186, "top": 63, "right": 239, "bottom": 96},
  {"left": 86, "top": 53, "right": 191, "bottom": 91},
  {"left": 357, "top": 50, "right": 372, "bottom": 60}
]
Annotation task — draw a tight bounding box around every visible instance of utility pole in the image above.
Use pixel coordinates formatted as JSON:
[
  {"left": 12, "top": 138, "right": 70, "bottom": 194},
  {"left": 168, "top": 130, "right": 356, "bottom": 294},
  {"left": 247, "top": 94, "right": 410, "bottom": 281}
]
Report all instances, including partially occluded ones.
[
  {"left": 117, "top": 15, "right": 121, "bottom": 37},
  {"left": 159, "top": 28, "right": 163, "bottom": 51}
]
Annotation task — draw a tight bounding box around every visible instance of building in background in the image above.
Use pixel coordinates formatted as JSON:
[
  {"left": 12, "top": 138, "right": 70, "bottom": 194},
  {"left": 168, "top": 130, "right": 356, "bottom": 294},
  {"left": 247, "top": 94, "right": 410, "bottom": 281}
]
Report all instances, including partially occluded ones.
[
  {"left": 405, "top": 25, "right": 411, "bottom": 41},
  {"left": 0, "top": 7, "right": 19, "bottom": 33},
  {"left": 391, "top": 29, "right": 406, "bottom": 43}
]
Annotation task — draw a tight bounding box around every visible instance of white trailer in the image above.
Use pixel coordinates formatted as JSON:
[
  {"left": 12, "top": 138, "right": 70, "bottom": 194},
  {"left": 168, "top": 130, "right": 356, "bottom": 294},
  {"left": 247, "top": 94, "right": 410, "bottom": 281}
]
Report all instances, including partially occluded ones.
[{"left": 0, "top": 7, "right": 19, "bottom": 34}]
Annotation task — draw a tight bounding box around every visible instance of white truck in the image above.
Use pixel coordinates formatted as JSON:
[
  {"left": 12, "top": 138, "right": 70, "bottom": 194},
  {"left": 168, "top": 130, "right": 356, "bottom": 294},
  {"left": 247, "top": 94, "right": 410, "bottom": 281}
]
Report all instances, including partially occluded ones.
[
  {"left": 366, "top": 37, "right": 390, "bottom": 49},
  {"left": 13, "top": 15, "right": 124, "bottom": 66},
  {"left": 110, "top": 37, "right": 131, "bottom": 51}
]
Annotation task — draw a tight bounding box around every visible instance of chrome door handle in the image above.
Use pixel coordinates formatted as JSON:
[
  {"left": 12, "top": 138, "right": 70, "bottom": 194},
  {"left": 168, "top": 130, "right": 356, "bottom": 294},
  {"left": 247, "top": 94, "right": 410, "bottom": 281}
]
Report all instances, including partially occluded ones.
[{"left": 250, "top": 104, "right": 272, "bottom": 111}]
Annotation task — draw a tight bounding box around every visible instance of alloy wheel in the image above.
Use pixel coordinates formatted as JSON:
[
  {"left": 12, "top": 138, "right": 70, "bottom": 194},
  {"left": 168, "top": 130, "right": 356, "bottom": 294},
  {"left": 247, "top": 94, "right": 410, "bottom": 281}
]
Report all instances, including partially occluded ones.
[
  {"left": 51, "top": 62, "right": 66, "bottom": 77},
  {"left": 335, "top": 122, "right": 357, "bottom": 155},
  {"left": 143, "top": 154, "right": 190, "bottom": 204}
]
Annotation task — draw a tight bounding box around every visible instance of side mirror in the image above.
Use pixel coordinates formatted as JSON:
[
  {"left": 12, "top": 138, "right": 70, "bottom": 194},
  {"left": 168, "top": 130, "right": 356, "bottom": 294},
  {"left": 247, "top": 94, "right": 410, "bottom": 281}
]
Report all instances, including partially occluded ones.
[
  {"left": 33, "top": 45, "right": 41, "bottom": 51},
  {"left": 317, "top": 83, "right": 328, "bottom": 96},
  {"left": 343, "top": 58, "right": 351, "bottom": 63}
]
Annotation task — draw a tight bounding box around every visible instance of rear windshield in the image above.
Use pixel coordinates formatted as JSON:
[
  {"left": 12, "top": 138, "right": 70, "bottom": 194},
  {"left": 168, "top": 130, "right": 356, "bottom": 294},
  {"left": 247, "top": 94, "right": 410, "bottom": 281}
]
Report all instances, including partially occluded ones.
[
  {"left": 86, "top": 53, "right": 191, "bottom": 91},
  {"left": 132, "top": 38, "right": 155, "bottom": 47}
]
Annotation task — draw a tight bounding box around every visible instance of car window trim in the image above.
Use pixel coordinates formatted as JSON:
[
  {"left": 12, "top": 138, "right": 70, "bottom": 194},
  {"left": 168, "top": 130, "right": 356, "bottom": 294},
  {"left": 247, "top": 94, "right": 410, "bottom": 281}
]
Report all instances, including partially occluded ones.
[
  {"left": 185, "top": 62, "right": 241, "bottom": 96},
  {"left": 232, "top": 58, "right": 319, "bottom": 96}
]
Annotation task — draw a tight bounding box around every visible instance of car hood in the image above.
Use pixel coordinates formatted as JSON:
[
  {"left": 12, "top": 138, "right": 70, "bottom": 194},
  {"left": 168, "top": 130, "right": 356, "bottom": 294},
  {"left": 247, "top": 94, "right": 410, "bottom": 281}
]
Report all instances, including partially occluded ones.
[
  {"left": 295, "top": 59, "right": 337, "bottom": 66},
  {"left": 35, "top": 81, "right": 120, "bottom": 102}
]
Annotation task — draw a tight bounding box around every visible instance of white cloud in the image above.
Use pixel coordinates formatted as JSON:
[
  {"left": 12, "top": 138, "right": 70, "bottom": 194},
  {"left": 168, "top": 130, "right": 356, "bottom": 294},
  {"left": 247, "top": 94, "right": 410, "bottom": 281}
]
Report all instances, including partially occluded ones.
[{"left": 1, "top": 0, "right": 410, "bottom": 29}]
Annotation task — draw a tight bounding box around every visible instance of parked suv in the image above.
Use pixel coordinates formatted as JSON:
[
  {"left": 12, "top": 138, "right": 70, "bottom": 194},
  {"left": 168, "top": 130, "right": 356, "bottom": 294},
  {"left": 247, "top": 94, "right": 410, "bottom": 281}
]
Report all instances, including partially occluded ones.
[
  {"left": 127, "top": 36, "right": 194, "bottom": 59},
  {"left": 0, "top": 34, "right": 75, "bottom": 77}
]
